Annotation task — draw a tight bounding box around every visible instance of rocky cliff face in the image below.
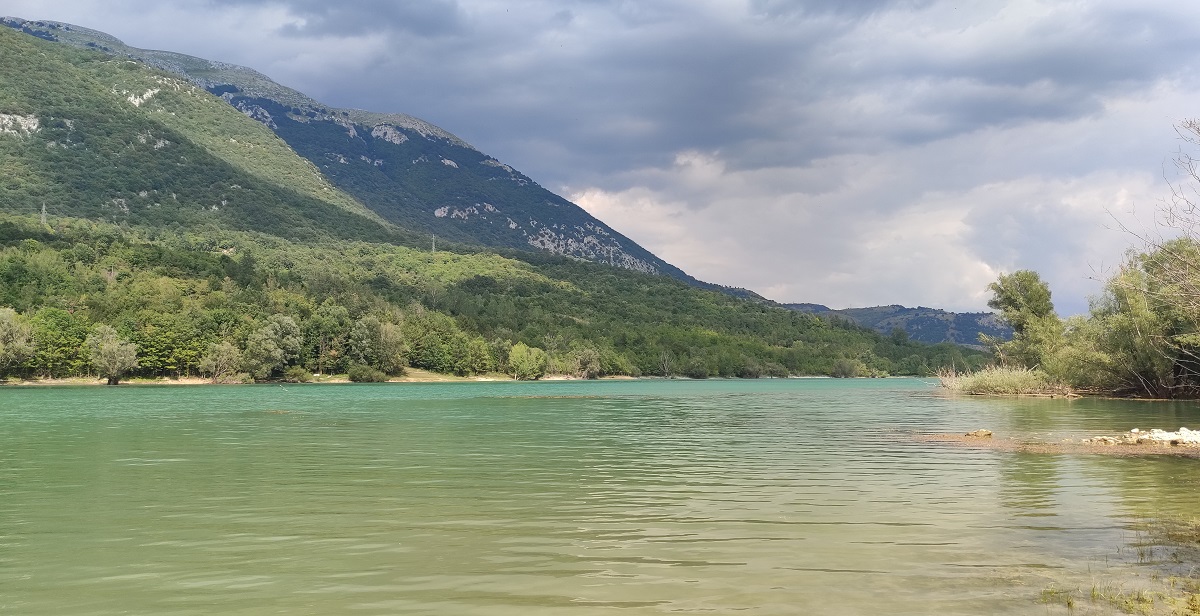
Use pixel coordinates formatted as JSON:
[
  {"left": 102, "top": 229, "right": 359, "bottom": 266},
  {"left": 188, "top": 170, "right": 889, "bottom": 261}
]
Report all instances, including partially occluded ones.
[{"left": 218, "top": 94, "right": 672, "bottom": 276}]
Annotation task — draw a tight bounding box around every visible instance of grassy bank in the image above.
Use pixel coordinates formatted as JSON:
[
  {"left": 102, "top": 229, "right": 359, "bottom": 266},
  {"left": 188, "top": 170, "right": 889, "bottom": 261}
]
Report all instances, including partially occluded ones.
[{"left": 938, "top": 365, "right": 1073, "bottom": 396}]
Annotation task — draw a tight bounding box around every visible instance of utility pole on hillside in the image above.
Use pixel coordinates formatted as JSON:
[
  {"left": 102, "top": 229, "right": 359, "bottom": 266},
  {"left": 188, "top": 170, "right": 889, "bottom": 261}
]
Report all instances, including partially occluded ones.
[
  {"left": 431, "top": 234, "right": 436, "bottom": 253},
  {"left": 40, "top": 202, "right": 47, "bottom": 226}
]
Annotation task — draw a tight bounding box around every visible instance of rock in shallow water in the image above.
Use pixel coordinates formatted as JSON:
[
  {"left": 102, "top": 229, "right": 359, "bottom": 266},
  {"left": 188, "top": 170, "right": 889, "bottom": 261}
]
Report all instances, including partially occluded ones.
[{"left": 1083, "top": 427, "right": 1200, "bottom": 446}]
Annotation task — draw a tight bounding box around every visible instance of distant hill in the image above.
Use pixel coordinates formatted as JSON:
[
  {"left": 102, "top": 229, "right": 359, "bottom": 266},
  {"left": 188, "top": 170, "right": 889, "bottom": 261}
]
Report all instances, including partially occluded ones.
[{"left": 785, "top": 304, "right": 1012, "bottom": 347}]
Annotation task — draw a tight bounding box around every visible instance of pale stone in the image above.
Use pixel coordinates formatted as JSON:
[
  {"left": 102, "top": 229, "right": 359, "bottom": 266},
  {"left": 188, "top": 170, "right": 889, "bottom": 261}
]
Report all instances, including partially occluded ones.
[
  {"left": 0, "top": 113, "right": 39, "bottom": 136},
  {"left": 370, "top": 124, "right": 409, "bottom": 145}
]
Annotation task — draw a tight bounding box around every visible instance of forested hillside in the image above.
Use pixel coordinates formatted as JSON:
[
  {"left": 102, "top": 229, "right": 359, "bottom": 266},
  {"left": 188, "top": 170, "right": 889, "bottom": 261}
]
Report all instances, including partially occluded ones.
[
  {"left": 787, "top": 304, "right": 1012, "bottom": 347},
  {"left": 0, "top": 25, "right": 416, "bottom": 245},
  {"left": 0, "top": 25, "right": 989, "bottom": 383},
  {"left": 3, "top": 17, "right": 699, "bottom": 283}
]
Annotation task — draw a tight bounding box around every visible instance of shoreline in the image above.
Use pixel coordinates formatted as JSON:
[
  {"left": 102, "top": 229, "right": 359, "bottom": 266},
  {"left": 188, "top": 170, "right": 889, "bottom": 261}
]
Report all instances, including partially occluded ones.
[
  {"left": 915, "top": 431, "right": 1200, "bottom": 457},
  {"left": 0, "top": 370, "right": 642, "bottom": 387}
]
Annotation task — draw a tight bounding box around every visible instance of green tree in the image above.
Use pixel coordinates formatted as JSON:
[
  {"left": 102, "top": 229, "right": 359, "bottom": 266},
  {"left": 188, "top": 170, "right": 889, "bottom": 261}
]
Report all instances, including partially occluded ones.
[
  {"left": 305, "top": 301, "right": 350, "bottom": 375},
  {"left": 984, "top": 270, "right": 1062, "bottom": 367},
  {"left": 130, "top": 311, "right": 203, "bottom": 377},
  {"left": 464, "top": 337, "right": 494, "bottom": 375},
  {"left": 682, "top": 356, "right": 710, "bottom": 379},
  {"left": 85, "top": 324, "right": 139, "bottom": 385},
  {"left": 508, "top": 342, "right": 547, "bottom": 380},
  {"left": 599, "top": 348, "right": 633, "bottom": 377},
  {"left": 402, "top": 306, "right": 463, "bottom": 373},
  {"left": 1047, "top": 247, "right": 1200, "bottom": 397},
  {"left": 198, "top": 340, "right": 243, "bottom": 384},
  {"left": 242, "top": 314, "right": 302, "bottom": 380},
  {"left": 0, "top": 307, "right": 34, "bottom": 377},
  {"left": 347, "top": 315, "right": 383, "bottom": 368},
  {"left": 488, "top": 337, "right": 512, "bottom": 373},
  {"left": 829, "top": 358, "right": 864, "bottom": 378},
  {"left": 377, "top": 321, "right": 408, "bottom": 375},
  {"left": 27, "top": 307, "right": 89, "bottom": 378},
  {"left": 570, "top": 345, "right": 601, "bottom": 379},
  {"left": 987, "top": 270, "right": 1055, "bottom": 334},
  {"left": 446, "top": 331, "right": 473, "bottom": 376}
]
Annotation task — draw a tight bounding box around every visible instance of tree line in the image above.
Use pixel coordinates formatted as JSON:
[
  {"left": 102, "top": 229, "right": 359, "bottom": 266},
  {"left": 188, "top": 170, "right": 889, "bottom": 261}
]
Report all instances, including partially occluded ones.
[{"left": 0, "top": 213, "right": 988, "bottom": 384}]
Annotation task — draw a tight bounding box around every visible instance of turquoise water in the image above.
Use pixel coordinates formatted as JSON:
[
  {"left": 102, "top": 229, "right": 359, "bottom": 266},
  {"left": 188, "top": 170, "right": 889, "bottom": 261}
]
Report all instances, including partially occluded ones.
[{"left": 2, "top": 378, "right": 1198, "bottom": 614}]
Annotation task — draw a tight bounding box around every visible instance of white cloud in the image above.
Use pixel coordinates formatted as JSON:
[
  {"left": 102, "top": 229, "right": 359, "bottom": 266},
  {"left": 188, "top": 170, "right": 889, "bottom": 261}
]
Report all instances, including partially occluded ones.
[{"left": 574, "top": 141, "right": 1167, "bottom": 316}]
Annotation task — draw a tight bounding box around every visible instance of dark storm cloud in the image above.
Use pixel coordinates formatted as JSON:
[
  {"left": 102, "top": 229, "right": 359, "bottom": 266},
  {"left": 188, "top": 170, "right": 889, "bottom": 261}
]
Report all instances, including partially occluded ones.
[
  {"left": 210, "top": 0, "right": 464, "bottom": 36},
  {"left": 281, "top": 0, "right": 840, "bottom": 184},
  {"left": 784, "top": 4, "right": 1200, "bottom": 153},
  {"left": 12, "top": 1, "right": 1196, "bottom": 181},
  {"left": 749, "top": 0, "right": 933, "bottom": 19}
]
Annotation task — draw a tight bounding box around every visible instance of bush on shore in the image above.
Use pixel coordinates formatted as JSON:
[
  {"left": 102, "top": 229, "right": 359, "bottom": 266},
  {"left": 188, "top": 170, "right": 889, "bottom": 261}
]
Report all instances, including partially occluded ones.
[
  {"left": 347, "top": 364, "right": 390, "bottom": 383},
  {"left": 938, "top": 365, "right": 1072, "bottom": 396},
  {"left": 282, "top": 366, "right": 312, "bottom": 383}
]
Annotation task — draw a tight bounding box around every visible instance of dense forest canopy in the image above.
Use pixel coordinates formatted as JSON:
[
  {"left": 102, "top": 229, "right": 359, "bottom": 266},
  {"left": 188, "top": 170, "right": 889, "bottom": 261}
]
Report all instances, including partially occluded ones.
[{"left": 0, "top": 214, "right": 988, "bottom": 382}]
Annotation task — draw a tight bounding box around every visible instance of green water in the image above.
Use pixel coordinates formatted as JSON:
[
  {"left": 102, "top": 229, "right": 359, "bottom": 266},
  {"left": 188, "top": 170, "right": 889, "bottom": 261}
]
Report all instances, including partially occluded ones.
[{"left": 2, "top": 378, "right": 1199, "bottom": 615}]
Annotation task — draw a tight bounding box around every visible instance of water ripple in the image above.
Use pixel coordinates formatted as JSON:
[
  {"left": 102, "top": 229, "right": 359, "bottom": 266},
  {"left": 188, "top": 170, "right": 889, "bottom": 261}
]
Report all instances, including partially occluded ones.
[{"left": 2, "top": 379, "right": 1199, "bottom": 615}]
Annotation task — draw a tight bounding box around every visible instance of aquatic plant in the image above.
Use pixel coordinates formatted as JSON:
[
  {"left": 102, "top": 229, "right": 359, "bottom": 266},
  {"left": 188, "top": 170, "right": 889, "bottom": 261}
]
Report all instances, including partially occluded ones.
[{"left": 938, "top": 365, "right": 1072, "bottom": 396}]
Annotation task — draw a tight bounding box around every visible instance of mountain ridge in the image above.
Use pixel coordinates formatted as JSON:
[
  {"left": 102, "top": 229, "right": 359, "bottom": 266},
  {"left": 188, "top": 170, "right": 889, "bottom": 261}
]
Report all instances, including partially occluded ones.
[
  {"left": 2, "top": 16, "right": 733, "bottom": 290},
  {"left": 0, "top": 21, "right": 991, "bottom": 385},
  {"left": 3, "top": 17, "right": 996, "bottom": 328},
  {"left": 784, "top": 303, "right": 1011, "bottom": 347}
]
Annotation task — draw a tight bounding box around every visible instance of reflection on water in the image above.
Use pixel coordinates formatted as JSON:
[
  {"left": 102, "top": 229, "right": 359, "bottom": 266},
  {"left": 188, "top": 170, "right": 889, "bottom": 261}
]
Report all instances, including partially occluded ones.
[
  {"left": 1, "top": 379, "right": 1198, "bottom": 615},
  {"left": 998, "top": 455, "right": 1063, "bottom": 517}
]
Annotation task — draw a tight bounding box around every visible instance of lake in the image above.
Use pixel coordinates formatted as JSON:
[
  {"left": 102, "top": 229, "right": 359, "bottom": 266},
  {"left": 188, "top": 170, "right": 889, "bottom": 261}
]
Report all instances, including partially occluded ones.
[{"left": 2, "top": 378, "right": 1198, "bottom": 614}]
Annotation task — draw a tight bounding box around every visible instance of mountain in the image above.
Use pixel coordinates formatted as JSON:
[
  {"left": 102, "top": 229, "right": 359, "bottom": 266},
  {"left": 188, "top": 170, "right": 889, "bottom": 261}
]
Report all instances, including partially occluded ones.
[
  {"left": 0, "top": 21, "right": 990, "bottom": 383},
  {"left": 2, "top": 17, "right": 696, "bottom": 282},
  {"left": 0, "top": 19, "right": 421, "bottom": 247},
  {"left": 784, "top": 304, "right": 1012, "bottom": 347}
]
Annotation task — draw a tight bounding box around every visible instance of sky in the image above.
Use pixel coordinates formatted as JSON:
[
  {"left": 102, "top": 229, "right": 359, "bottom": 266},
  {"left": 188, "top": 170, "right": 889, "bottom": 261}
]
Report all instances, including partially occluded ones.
[{"left": 8, "top": 0, "right": 1200, "bottom": 315}]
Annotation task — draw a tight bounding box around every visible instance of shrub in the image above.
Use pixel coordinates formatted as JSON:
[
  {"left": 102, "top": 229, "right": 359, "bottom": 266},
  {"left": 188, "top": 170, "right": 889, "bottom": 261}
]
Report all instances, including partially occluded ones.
[
  {"left": 282, "top": 365, "right": 312, "bottom": 383},
  {"left": 347, "top": 364, "right": 389, "bottom": 383},
  {"left": 737, "top": 358, "right": 763, "bottom": 379},
  {"left": 829, "top": 358, "right": 864, "bottom": 378},
  {"left": 682, "top": 358, "right": 710, "bottom": 379},
  {"left": 85, "top": 324, "right": 138, "bottom": 385},
  {"left": 508, "top": 342, "right": 547, "bottom": 381},
  {"left": 199, "top": 341, "right": 242, "bottom": 384},
  {"left": 938, "top": 365, "right": 1071, "bottom": 396}
]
